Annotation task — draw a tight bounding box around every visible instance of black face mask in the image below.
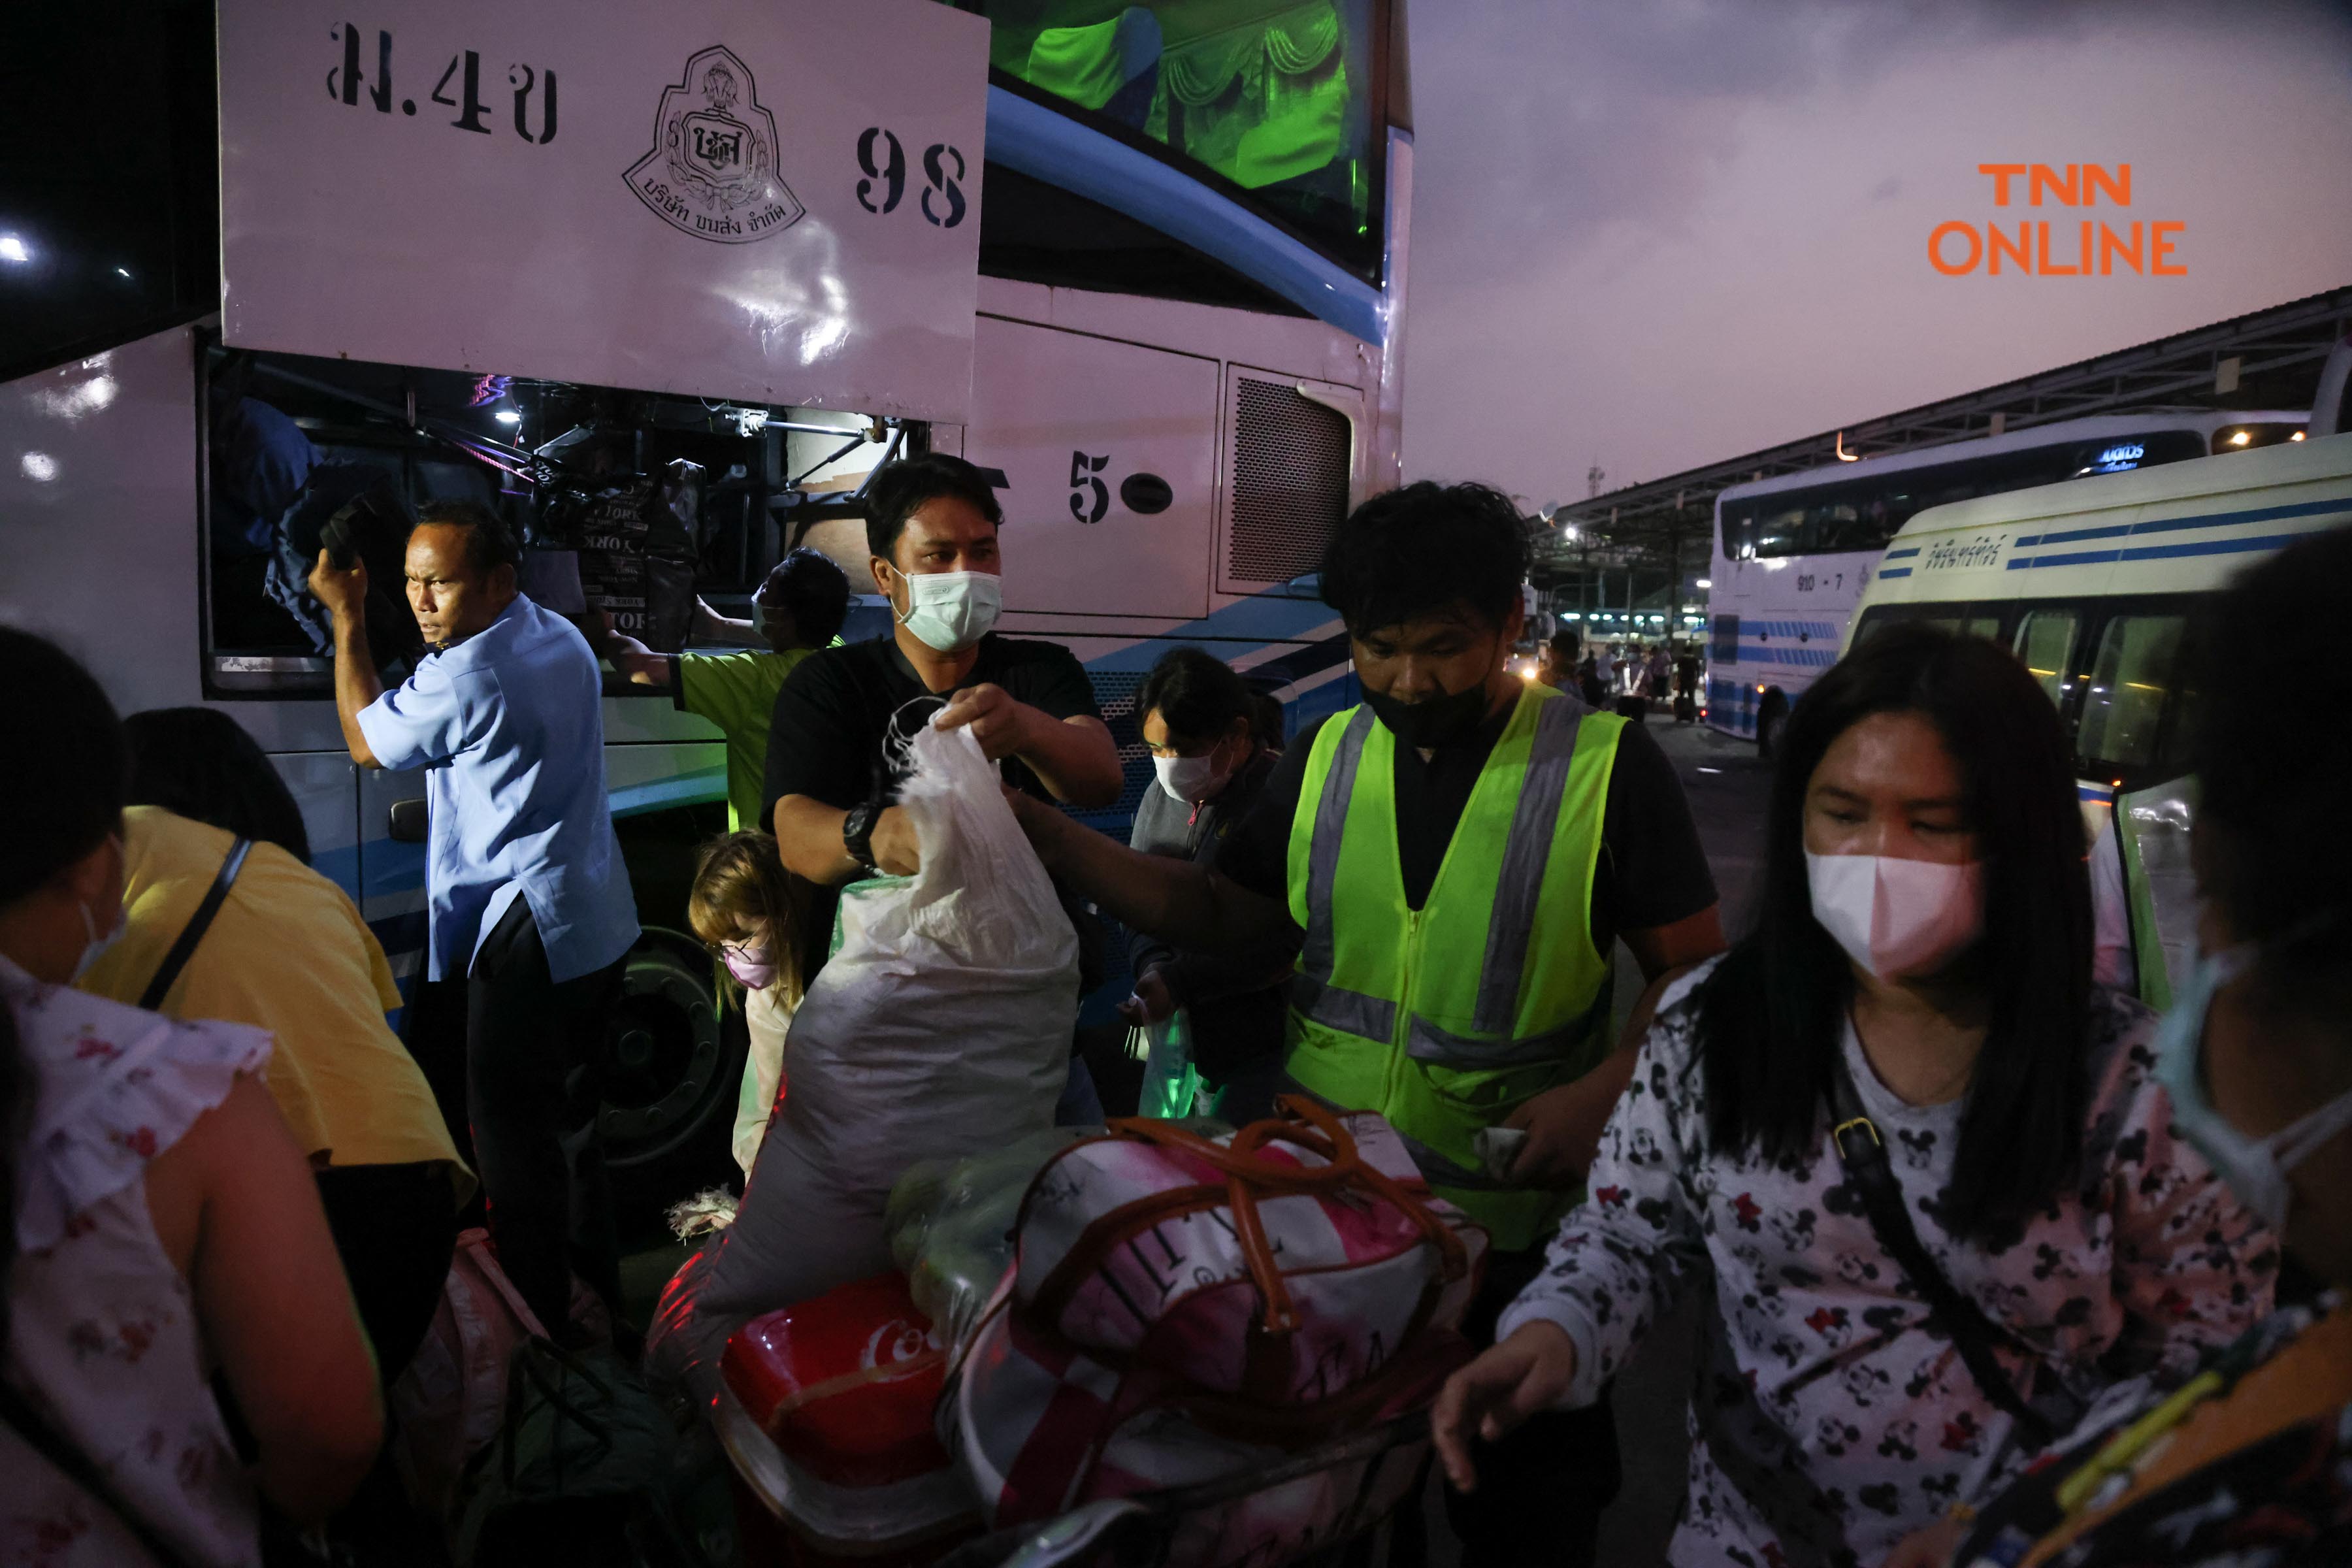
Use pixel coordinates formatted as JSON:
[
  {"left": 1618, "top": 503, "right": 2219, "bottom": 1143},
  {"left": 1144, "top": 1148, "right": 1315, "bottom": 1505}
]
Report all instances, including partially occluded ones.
[{"left": 1364, "top": 678, "right": 1494, "bottom": 750}]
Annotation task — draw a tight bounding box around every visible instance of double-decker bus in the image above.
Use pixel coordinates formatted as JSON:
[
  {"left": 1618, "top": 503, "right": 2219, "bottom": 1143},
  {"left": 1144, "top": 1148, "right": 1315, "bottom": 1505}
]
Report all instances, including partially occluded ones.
[
  {"left": 1, "top": 0, "right": 1411, "bottom": 1207},
  {"left": 1705, "top": 410, "right": 2306, "bottom": 753}
]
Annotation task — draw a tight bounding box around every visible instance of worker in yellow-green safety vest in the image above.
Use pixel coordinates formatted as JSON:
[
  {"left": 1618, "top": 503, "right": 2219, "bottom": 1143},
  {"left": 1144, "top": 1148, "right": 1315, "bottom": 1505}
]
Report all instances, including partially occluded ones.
[{"left": 1011, "top": 480, "right": 1725, "bottom": 1568}]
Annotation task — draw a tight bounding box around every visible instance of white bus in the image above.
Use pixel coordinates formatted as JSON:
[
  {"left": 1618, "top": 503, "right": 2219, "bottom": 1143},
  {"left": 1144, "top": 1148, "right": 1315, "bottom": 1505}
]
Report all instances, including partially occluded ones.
[
  {"left": 1705, "top": 410, "right": 2308, "bottom": 752},
  {"left": 1, "top": 0, "right": 1411, "bottom": 1212}
]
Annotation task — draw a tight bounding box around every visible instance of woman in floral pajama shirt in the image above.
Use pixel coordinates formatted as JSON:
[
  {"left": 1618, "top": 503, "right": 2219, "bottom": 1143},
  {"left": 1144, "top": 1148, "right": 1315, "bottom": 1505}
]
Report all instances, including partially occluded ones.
[{"left": 1433, "top": 626, "right": 2275, "bottom": 1568}]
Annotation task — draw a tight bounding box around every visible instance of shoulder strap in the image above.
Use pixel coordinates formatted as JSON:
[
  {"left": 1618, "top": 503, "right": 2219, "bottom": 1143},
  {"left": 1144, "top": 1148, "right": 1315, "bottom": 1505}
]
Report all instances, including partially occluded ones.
[
  {"left": 137, "top": 838, "right": 253, "bottom": 1011},
  {"left": 0, "top": 1376, "right": 199, "bottom": 1568},
  {"left": 1827, "top": 1053, "right": 2059, "bottom": 1447}
]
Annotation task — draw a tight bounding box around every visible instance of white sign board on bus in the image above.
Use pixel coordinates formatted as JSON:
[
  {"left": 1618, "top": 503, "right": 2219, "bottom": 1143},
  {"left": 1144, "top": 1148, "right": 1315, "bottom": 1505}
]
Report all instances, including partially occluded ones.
[{"left": 218, "top": 1, "right": 989, "bottom": 421}]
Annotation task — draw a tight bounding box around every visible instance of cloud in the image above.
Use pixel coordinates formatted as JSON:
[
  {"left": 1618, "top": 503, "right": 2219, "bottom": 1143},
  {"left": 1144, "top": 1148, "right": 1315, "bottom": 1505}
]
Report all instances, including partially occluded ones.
[{"left": 1400, "top": 0, "right": 2352, "bottom": 506}]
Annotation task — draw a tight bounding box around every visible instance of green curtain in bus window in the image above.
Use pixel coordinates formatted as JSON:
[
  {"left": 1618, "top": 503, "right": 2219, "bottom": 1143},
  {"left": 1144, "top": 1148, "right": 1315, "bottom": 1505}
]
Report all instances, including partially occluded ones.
[
  {"left": 2014, "top": 610, "right": 2080, "bottom": 708},
  {"left": 1966, "top": 616, "right": 2004, "bottom": 642},
  {"left": 1158, "top": 1, "right": 1345, "bottom": 189},
  {"left": 1026, "top": 9, "right": 1164, "bottom": 112},
  {"left": 2078, "top": 615, "right": 2187, "bottom": 770}
]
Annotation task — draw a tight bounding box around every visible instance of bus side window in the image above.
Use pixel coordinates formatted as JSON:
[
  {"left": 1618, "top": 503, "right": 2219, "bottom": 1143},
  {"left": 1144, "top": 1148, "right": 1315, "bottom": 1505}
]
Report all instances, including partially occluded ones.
[
  {"left": 2012, "top": 608, "right": 2081, "bottom": 711},
  {"left": 1964, "top": 614, "right": 2004, "bottom": 642},
  {"left": 2078, "top": 613, "right": 2188, "bottom": 775}
]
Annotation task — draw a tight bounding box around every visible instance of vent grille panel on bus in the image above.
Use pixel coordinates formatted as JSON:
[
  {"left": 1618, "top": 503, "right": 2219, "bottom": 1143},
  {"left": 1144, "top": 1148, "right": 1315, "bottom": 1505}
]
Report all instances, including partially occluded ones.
[
  {"left": 1066, "top": 670, "right": 1152, "bottom": 838},
  {"left": 1226, "top": 378, "right": 1350, "bottom": 587}
]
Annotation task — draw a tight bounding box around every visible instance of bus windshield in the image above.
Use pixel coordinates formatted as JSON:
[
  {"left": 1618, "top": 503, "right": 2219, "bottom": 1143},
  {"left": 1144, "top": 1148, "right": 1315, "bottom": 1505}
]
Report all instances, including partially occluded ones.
[{"left": 963, "top": 0, "right": 1388, "bottom": 280}]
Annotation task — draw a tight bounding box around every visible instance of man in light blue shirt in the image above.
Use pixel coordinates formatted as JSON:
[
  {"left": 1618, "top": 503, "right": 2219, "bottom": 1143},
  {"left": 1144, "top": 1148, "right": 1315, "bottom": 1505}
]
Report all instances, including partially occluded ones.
[{"left": 312, "top": 498, "right": 638, "bottom": 1335}]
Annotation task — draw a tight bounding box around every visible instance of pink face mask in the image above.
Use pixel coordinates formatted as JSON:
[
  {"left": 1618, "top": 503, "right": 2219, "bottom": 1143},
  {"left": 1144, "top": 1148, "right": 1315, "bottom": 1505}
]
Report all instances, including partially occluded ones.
[
  {"left": 721, "top": 941, "right": 778, "bottom": 991},
  {"left": 1805, "top": 852, "right": 1984, "bottom": 980}
]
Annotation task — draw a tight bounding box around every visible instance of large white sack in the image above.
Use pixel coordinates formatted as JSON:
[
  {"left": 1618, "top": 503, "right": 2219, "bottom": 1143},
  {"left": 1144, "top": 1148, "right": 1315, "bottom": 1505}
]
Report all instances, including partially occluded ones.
[{"left": 649, "top": 717, "right": 1080, "bottom": 1404}]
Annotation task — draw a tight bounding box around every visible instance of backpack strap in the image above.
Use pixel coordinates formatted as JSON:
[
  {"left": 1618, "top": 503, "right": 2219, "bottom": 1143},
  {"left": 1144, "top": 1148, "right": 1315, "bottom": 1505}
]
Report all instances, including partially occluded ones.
[
  {"left": 1827, "top": 1051, "right": 2061, "bottom": 1448},
  {"left": 137, "top": 838, "right": 252, "bottom": 1011}
]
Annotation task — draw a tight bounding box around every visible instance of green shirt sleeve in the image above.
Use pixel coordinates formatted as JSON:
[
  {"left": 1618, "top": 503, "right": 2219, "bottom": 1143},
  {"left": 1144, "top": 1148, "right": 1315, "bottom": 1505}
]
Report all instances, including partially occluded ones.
[{"left": 678, "top": 649, "right": 808, "bottom": 736}]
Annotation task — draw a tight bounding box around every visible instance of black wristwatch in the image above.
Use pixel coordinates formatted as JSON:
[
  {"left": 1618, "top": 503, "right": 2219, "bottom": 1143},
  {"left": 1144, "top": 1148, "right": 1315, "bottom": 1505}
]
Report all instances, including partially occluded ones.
[{"left": 841, "top": 799, "right": 883, "bottom": 872}]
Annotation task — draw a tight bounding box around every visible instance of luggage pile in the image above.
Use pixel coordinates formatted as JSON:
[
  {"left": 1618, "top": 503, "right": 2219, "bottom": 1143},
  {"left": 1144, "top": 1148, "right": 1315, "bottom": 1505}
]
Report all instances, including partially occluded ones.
[{"left": 717, "top": 1099, "right": 1490, "bottom": 1568}]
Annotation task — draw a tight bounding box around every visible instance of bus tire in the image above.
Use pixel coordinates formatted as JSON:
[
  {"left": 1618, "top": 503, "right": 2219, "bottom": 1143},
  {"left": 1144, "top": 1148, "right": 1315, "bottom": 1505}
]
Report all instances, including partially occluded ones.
[
  {"left": 579, "top": 927, "right": 741, "bottom": 1244},
  {"left": 1756, "top": 692, "right": 1789, "bottom": 760}
]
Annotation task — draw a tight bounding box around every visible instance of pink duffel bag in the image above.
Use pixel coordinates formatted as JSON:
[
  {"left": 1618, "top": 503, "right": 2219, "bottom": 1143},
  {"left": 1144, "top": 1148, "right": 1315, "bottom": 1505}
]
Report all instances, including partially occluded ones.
[{"left": 951, "top": 1098, "right": 1488, "bottom": 1539}]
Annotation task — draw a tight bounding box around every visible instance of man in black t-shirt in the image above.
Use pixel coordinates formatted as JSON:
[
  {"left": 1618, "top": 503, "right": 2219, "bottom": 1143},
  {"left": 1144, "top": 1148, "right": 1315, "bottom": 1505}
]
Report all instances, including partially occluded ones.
[{"left": 762, "top": 454, "right": 1120, "bottom": 978}]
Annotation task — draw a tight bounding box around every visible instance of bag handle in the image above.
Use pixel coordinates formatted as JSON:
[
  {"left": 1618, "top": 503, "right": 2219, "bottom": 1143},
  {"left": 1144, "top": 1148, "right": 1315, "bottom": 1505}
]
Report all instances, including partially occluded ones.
[
  {"left": 1126, "top": 1098, "right": 1468, "bottom": 1278},
  {"left": 138, "top": 836, "right": 252, "bottom": 1011},
  {"left": 1827, "top": 1052, "right": 2065, "bottom": 1447},
  {"left": 1038, "top": 1098, "right": 1469, "bottom": 1338}
]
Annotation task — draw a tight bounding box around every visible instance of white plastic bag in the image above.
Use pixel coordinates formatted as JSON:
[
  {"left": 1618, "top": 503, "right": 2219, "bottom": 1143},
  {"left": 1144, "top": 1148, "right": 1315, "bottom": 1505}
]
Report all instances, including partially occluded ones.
[{"left": 650, "top": 719, "right": 1079, "bottom": 1404}]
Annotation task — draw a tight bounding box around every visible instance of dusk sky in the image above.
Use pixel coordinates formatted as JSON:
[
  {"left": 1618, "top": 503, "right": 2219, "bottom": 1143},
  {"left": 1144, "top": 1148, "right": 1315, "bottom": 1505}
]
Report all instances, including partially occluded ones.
[{"left": 1398, "top": 0, "right": 2352, "bottom": 510}]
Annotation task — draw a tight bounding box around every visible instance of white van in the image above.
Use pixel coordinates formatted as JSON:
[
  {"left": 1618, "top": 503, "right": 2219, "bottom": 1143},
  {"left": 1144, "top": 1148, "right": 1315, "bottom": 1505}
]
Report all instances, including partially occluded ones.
[
  {"left": 1845, "top": 431, "right": 2352, "bottom": 1004},
  {"left": 1845, "top": 430, "right": 2352, "bottom": 806}
]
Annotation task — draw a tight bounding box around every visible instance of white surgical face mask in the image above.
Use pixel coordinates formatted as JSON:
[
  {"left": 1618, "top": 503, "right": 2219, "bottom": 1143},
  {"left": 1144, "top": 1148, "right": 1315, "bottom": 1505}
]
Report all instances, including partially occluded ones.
[
  {"left": 1154, "top": 752, "right": 1223, "bottom": 805},
  {"left": 1805, "top": 851, "right": 1984, "bottom": 980},
  {"left": 2155, "top": 941, "right": 2352, "bottom": 1233},
  {"left": 887, "top": 565, "right": 1001, "bottom": 654}
]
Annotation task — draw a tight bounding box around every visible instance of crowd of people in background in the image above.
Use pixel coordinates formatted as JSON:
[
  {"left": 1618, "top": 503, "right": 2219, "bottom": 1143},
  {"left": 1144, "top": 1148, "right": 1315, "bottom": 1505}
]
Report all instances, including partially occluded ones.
[{"left": 4, "top": 461, "right": 2349, "bottom": 1568}]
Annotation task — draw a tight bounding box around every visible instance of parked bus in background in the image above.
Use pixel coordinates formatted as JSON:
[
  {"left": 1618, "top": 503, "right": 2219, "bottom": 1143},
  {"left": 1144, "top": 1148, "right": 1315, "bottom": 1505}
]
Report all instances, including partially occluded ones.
[
  {"left": 1706, "top": 410, "right": 2307, "bottom": 753},
  {"left": 1, "top": 0, "right": 1411, "bottom": 1220},
  {"left": 1844, "top": 429, "right": 2352, "bottom": 1002}
]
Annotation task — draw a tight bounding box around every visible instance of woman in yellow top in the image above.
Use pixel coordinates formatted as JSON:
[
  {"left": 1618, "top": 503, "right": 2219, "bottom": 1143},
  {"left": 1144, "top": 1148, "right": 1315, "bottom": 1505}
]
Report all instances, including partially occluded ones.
[{"left": 79, "top": 708, "right": 470, "bottom": 1388}]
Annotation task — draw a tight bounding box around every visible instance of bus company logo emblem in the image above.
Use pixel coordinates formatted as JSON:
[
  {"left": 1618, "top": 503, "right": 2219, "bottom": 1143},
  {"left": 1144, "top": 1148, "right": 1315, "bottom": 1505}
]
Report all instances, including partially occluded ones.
[{"left": 625, "top": 46, "right": 804, "bottom": 244}]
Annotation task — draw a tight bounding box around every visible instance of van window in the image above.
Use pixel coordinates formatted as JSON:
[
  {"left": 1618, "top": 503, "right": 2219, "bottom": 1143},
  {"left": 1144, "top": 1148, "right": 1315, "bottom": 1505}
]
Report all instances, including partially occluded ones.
[
  {"left": 2078, "top": 613, "right": 2187, "bottom": 773},
  {"left": 1852, "top": 603, "right": 2002, "bottom": 647},
  {"left": 2012, "top": 609, "right": 2080, "bottom": 709}
]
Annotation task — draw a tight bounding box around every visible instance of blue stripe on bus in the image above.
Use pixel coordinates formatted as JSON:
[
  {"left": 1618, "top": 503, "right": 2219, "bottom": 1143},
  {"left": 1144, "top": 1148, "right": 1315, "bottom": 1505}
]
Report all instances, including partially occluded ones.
[
  {"left": 1735, "top": 644, "right": 1837, "bottom": 668},
  {"left": 985, "top": 87, "right": 1387, "bottom": 346},
  {"left": 1733, "top": 621, "right": 1840, "bottom": 640},
  {"left": 2008, "top": 529, "right": 2329, "bottom": 570},
  {"left": 1876, "top": 567, "right": 1912, "bottom": 578},
  {"left": 2034, "top": 495, "right": 2352, "bottom": 547},
  {"left": 1881, "top": 547, "right": 1921, "bottom": 561},
  {"left": 2029, "top": 523, "right": 2132, "bottom": 546},
  {"left": 1079, "top": 580, "right": 1341, "bottom": 673},
  {"left": 611, "top": 769, "right": 727, "bottom": 817},
  {"left": 2078, "top": 782, "right": 2116, "bottom": 803}
]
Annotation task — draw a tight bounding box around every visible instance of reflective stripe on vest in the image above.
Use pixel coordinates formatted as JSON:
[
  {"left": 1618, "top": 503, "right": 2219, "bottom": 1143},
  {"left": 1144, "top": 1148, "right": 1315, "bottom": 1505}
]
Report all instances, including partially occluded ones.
[
  {"left": 1282, "top": 685, "right": 1623, "bottom": 1251},
  {"left": 1292, "top": 696, "right": 1602, "bottom": 1059}
]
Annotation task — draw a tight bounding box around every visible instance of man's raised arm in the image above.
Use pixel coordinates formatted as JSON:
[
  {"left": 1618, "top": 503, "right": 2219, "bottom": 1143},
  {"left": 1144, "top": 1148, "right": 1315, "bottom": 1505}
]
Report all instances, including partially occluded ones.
[
  {"left": 309, "top": 549, "right": 383, "bottom": 768},
  {"left": 1006, "top": 791, "right": 1292, "bottom": 954}
]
